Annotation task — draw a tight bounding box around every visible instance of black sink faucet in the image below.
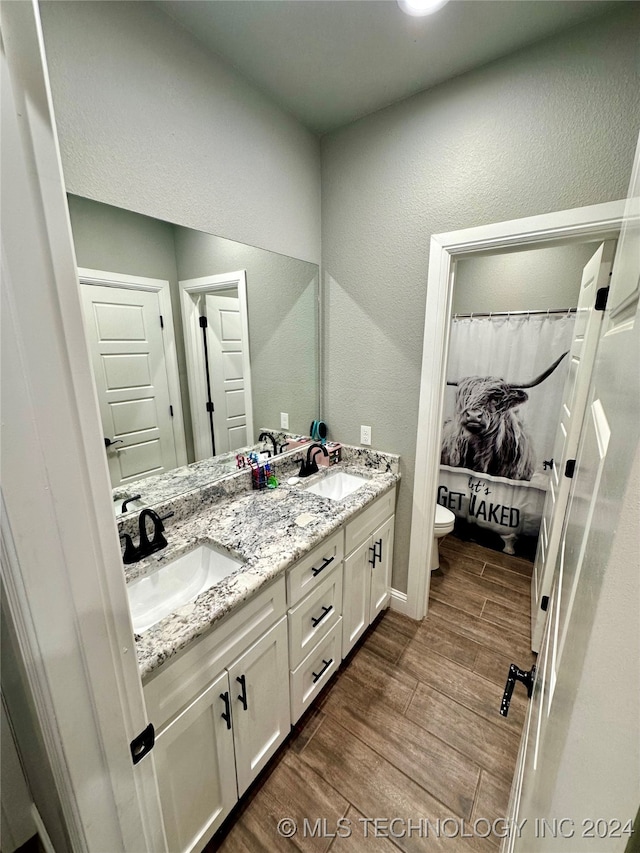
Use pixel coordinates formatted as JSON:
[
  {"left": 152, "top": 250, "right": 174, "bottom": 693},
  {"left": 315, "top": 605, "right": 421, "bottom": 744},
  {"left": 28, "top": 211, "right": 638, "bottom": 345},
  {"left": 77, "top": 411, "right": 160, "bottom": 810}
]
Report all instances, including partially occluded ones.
[
  {"left": 120, "top": 508, "right": 174, "bottom": 564},
  {"left": 258, "top": 431, "right": 278, "bottom": 456},
  {"left": 299, "top": 443, "right": 329, "bottom": 478}
]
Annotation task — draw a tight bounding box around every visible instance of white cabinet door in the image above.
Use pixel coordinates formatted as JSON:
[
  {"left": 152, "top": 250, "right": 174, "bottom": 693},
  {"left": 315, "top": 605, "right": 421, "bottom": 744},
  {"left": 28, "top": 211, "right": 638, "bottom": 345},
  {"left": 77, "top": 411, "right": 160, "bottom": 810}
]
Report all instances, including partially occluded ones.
[
  {"left": 228, "top": 616, "right": 290, "bottom": 796},
  {"left": 342, "top": 537, "right": 374, "bottom": 657},
  {"left": 369, "top": 515, "right": 394, "bottom": 621},
  {"left": 154, "top": 670, "right": 237, "bottom": 853}
]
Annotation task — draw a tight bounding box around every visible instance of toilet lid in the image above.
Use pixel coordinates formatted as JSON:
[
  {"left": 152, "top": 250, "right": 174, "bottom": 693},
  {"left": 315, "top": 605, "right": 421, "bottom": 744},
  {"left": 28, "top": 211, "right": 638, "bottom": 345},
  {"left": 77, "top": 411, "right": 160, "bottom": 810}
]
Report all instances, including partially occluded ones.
[{"left": 434, "top": 504, "right": 456, "bottom": 528}]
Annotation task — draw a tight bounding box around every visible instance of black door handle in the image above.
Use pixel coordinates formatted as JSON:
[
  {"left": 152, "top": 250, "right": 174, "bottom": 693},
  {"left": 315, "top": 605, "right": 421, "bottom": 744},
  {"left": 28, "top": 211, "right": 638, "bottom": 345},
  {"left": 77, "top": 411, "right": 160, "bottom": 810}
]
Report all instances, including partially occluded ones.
[
  {"left": 311, "top": 604, "right": 333, "bottom": 628},
  {"left": 220, "top": 691, "right": 231, "bottom": 729},
  {"left": 236, "top": 674, "right": 248, "bottom": 711},
  {"left": 500, "top": 663, "right": 536, "bottom": 717},
  {"left": 312, "top": 658, "right": 334, "bottom": 684},
  {"left": 311, "top": 556, "right": 334, "bottom": 577},
  {"left": 104, "top": 437, "right": 123, "bottom": 448}
]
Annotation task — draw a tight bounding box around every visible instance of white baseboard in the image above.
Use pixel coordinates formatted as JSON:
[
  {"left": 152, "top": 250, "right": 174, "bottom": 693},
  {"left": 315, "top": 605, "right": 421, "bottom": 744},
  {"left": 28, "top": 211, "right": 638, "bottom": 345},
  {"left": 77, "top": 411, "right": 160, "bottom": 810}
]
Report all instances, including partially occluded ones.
[{"left": 389, "top": 588, "right": 411, "bottom": 616}]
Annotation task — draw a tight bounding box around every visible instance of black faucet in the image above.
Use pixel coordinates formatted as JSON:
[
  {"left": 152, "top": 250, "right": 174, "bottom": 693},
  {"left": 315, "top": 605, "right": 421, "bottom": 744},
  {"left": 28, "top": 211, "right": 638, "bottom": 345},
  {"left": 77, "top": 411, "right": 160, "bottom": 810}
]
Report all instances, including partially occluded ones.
[
  {"left": 120, "top": 508, "right": 174, "bottom": 564},
  {"left": 299, "top": 443, "right": 328, "bottom": 478},
  {"left": 258, "top": 431, "right": 278, "bottom": 456}
]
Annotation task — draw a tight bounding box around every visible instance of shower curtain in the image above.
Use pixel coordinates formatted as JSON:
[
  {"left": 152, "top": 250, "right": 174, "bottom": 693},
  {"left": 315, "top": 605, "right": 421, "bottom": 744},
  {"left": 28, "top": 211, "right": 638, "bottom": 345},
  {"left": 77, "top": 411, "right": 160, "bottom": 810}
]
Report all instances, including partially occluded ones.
[{"left": 439, "top": 313, "right": 575, "bottom": 556}]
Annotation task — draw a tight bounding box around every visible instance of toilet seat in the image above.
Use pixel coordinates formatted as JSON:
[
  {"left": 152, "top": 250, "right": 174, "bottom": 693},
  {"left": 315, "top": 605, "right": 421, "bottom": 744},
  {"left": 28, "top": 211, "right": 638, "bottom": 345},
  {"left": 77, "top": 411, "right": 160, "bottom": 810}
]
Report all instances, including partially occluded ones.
[{"left": 434, "top": 504, "right": 455, "bottom": 530}]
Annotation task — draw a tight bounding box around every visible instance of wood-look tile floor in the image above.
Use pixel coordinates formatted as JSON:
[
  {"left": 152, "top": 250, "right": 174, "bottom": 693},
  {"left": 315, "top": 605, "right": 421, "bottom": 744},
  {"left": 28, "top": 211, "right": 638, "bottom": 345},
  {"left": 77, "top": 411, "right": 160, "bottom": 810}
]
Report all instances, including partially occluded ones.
[{"left": 212, "top": 538, "right": 537, "bottom": 852}]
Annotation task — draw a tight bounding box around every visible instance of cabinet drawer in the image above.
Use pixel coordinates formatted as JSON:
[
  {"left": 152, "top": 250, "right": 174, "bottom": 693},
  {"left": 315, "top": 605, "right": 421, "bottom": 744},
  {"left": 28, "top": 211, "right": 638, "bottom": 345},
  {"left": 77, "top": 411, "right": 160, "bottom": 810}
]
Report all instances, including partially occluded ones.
[
  {"left": 290, "top": 619, "right": 341, "bottom": 724},
  {"left": 144, "top": 576, "right": 286, "bottom": 732},
  {"left": 286, "top": 530, "right": 344, "bottom": 607},
  {"left": 288, "top": 564, "right": 343, "bottom": 669},
  {"left": 344, "top": 487, "right": 396, "bottom": 555}
]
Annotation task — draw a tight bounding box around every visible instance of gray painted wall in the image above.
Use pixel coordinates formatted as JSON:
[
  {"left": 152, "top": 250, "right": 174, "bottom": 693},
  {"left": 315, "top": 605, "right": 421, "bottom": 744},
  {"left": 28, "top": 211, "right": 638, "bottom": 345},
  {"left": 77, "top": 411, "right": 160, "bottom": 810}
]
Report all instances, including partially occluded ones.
[
  {"left": 453, "top": 242, "right": 598, "bottom": 314},
  {"left": 40, "top": 1, "right": 321, "bottom": 265},
  {"left": 174, "top": 229, "right": 319, "bottom": 436},
  {"left": 321, "top": 7, "right": 640, "bottom": 593}
]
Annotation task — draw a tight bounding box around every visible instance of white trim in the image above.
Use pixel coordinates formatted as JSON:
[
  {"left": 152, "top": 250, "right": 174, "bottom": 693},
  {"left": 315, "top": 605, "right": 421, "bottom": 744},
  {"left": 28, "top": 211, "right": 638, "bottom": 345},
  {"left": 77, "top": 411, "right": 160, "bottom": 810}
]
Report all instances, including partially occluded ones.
[
  {"left": 406, "top": 200, "right": 627, "bottom": 621},
  {"left": 389, "top": 588, "right": 411, "bottom": 617},
  {"left": 1, "top": 4, "right": 166, "bottom": 850},
  {"left": 31, "top": 805, "right": 56, "bottom": 853},
  {"left": 78, "top": 267, "right": 188, "bottom": 469},
  {"left": 179, "top": 272, "right": 254, "bottom": 459}
]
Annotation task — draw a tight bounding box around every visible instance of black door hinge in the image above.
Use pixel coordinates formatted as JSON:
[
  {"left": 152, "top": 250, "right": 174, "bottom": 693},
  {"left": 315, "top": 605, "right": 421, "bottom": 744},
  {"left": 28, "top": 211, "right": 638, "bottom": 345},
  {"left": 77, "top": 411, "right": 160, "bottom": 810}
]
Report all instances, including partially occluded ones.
[
  {"left": 159, "top": 315, "right": 164, "bottom": 328},
  {"left": 541, "top": 595, "right": 549, "bottom": 612},
  {"left": 169, "top": 405, "right": 174, "bottom": 417},
  {"left": 206, "top": 402, "right": 214, "bottom": 413},
  {"left": 595, "top": 286, "right": 609, "bottom": 311},
  {"left": 564, "top": 459, "right": 576, "bottom": 479},
  {"left": 199, "top": 315, "right": 208, "bottom": 328},
  {"left": 130, "top": 723, "right": 155, "bottom": 765}
]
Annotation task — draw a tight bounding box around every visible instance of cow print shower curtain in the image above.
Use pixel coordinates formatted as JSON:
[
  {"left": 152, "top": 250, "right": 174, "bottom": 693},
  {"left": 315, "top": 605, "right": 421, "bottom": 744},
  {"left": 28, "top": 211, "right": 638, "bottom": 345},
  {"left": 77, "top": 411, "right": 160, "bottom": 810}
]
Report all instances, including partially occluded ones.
[{"left": 438, "top": 312, "right": 575, "bottom": 558}]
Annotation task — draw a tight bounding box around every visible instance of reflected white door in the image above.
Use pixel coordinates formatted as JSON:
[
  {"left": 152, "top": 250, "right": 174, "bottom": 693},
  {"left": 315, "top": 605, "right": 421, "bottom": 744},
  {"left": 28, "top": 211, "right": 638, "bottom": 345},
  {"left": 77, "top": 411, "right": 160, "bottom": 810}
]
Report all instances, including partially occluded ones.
[
  {"left": 530, "top": 241, "right": 615, "bottom": 652},
  {"left": 205, "top": 292, "right": 249, "bottom": 453},
  {"left": 80, "top": 279, "right": 181, "bottom": 485}
]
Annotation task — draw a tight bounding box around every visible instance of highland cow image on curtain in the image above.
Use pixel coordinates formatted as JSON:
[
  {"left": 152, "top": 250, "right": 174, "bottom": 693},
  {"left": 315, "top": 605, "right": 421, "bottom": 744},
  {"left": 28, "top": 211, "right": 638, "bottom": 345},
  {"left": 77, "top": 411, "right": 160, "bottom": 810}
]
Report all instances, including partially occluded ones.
[{"left": 439, "top": 313, "right": 574, "bottom": 557}]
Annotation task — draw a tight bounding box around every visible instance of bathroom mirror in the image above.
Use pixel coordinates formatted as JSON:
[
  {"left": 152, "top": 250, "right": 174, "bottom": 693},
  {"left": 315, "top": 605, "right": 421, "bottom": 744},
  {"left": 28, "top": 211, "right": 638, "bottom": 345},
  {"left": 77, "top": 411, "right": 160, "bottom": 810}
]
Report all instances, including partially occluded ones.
[{"left": 68, "top": 195, "right": 319, "bottom": 507}]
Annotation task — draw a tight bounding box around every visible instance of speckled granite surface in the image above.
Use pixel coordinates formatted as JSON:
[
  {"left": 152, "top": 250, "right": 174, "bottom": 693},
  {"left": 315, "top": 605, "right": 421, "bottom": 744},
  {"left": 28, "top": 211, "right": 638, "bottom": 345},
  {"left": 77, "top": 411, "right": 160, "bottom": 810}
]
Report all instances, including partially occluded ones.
[{"left": 129, "top": 456, "right": 399, "bottom": 681}]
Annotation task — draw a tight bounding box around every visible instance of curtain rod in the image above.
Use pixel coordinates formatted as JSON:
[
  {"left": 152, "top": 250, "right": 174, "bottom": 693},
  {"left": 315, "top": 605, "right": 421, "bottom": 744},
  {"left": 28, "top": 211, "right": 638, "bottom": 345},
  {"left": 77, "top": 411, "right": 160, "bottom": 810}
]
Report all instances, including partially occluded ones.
[{"left": 453, "top": 308, "right": 576, "bottom": 319}]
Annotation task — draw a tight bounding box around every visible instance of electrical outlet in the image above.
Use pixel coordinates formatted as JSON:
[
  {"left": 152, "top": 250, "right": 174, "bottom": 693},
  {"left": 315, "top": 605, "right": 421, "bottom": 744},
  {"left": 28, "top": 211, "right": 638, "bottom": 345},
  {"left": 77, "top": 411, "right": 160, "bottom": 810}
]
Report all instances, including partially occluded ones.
[
  {"left": 360, "top": 425, "right": 372, "bottom": 446},
  {"left": 280, "top": 412, "right": 289, "bottom": 429}
]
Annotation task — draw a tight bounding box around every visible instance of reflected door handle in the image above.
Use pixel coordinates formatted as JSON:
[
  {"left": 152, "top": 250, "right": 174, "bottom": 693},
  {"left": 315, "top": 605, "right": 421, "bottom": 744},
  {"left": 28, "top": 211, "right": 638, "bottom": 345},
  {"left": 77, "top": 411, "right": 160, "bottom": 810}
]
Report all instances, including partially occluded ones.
[
  {"left": 104, "top": 437, "right": 123, "bottom": 448},
  {"left": 500, "top": 663, "right": 536, "bottom": 717}
]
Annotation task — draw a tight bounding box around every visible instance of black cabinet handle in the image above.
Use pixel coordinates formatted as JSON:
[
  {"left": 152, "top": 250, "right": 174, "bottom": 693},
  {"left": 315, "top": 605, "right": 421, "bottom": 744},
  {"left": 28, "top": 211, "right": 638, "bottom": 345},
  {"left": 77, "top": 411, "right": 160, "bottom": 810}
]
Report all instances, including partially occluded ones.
[
  {"left": 312, "top": 658, "right": 333, "bottom": 684},
  {"left": 220, "top": 692, "right": 231, "bottom": 729},
  {"left": 369, "top": 545, "right": 376, "bottom": 567},
  {"left": 311, "top": 604, "right": 333, "bottom": 628},
  {"left": 374, "top": 538, "right": 383, "bottom": 564},
  {"left": 500, "top": 663, "right": 536, "bottom": 717},
  {"left": 311, "top": 556, "right": 334, "bottom": 577},
  {"left": 236, "top": 674, "right": 248, "bottom": 711}
]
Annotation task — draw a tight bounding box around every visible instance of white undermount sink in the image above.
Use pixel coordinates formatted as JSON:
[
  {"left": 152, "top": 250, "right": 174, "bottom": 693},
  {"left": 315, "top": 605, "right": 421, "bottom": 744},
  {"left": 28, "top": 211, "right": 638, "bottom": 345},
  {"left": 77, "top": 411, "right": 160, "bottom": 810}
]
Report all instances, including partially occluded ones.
[
  {"left": 303, "top": 470, "right": 370, "bottom": 501},
  {"left": 127, "top": 545, "right": 244, "bottom": 634}
]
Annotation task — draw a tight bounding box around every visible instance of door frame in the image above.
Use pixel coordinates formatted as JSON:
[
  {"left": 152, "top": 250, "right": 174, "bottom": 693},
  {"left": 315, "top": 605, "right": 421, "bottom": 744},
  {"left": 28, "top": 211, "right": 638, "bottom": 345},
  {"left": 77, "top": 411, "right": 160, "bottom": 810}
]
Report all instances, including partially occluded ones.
[
  {"left": 179, "top": 272, "right": 254, "bottom": 460},
  {"left": 2, "top": 4, "right": 167, "bottom": 851},
  {"left": 78, "top": 268, "right": 188, "bottom": 471},
  {"left": 406, "top": 200, "right": 626, "bottom": 621}
]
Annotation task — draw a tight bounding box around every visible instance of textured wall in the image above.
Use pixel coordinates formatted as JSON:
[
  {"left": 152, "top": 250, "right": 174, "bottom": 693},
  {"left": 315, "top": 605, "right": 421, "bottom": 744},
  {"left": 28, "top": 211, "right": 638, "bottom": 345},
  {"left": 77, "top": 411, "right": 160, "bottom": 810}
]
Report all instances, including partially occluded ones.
[
  {"left": 40, "top": 1, "right": 321, "bottom": 264},
  {"left": 321, "top": 7, "right": 640, "bottom": 593},
  {"left": 453, "top": 242, "right": 598, "bottom": 314}
]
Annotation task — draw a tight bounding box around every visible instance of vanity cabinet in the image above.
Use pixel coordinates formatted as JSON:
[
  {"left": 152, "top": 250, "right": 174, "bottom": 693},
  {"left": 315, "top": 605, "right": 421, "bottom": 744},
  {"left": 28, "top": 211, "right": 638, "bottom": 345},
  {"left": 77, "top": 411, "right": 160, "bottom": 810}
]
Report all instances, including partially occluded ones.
[
  {"left": 145, "top": 578, "right": 290, "bottom": 853},
  {"left": 342, "top": 488, "right": 396, "bottom": 657}
]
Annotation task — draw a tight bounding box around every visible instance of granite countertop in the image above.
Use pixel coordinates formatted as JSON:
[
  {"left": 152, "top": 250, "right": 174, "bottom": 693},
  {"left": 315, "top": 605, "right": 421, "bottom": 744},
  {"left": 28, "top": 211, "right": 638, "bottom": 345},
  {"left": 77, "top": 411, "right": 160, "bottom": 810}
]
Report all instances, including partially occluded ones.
[{"left": 132, "top": 458, "right": 399, "bottom": 681}]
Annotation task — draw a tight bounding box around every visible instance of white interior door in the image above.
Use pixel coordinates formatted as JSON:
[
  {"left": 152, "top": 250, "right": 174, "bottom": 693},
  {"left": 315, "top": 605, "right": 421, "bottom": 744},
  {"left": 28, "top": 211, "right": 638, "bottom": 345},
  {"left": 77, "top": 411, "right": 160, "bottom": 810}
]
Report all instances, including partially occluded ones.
[
  {"left": 530, "top": 241, "right": 615, "bottom": 652},
  {"left": 80, "top": 278, "right": 182, "bottom": 485},
  {"left": 508, "top": 142, "right": 640, "bottom": 851},
  {"left": 205, "top": 291, "right": 249, "bottom": 453}
]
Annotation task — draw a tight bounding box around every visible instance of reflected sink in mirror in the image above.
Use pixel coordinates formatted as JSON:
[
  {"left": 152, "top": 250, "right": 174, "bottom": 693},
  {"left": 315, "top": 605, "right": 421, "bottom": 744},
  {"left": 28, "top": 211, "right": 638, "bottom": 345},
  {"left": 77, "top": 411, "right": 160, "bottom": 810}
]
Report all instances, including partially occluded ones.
[
  {"left": 303, "top": 471, "right": 370, "bottom": 501},
  {"left": 127, "top": 544, "right": 245, "bottom": 633}
]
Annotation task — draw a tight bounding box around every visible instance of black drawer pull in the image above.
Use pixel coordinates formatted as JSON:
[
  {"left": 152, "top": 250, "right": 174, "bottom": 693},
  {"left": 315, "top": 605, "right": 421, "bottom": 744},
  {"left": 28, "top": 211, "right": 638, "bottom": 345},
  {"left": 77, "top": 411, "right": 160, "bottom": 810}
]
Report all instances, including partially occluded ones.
[
  {"left": 312, "top": 658, "right": 333, "bottom": 684},
  {"left": 500, "top": 663, "right": 536, "bottom": 717},
  {"left": 311, "top": 604, "right": 333, "bottom": 628},
  {"left": 220, "top": 692, "right": 231, "bottom": 729},
  {"left": 369, "top": 545, "right": 376, "bottom": 567},
  {"left": 236, "top": 674, "right": 248, "bottom": 711},
  {"left": 374, "top": 538, "right": 383, "bottom": 564},
  {"left": 311, "top": 556, "right": 334, "bottom": 577}
]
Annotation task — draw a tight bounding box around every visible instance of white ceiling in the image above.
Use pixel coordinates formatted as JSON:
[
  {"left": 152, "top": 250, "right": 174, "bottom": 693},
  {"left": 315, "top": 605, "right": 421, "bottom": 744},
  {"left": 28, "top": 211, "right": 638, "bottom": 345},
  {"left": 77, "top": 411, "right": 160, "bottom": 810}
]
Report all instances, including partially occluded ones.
[{"left": 156, "top": 0, "right": 624, "bottom": 135}]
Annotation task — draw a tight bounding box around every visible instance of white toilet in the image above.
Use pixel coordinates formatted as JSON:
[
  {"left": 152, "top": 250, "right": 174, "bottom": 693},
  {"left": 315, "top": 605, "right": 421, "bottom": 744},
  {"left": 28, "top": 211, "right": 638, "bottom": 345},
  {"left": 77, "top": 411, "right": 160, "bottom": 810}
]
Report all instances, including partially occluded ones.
[{"left": 431, "top": 504, "right": 456, "bottom": 572}]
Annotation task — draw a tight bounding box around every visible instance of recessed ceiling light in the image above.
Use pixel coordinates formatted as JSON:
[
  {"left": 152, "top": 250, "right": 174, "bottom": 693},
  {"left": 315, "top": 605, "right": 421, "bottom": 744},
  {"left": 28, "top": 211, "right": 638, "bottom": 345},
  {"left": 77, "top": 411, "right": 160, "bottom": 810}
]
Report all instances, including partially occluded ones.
[{"left": 397, "top": 0, "right": 450, "bottom": 16}]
